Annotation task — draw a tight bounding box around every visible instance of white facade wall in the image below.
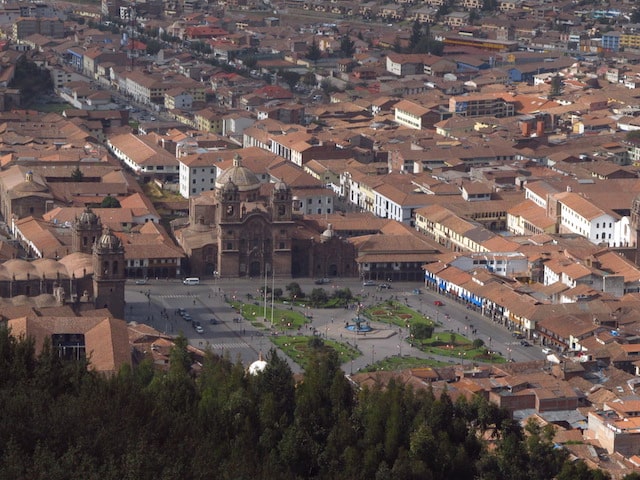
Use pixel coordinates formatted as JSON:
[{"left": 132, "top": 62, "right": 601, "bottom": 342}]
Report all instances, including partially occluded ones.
[
  {"left": 524, "top": 186, "right": 547, "bottom": 208},
  {"left": 394, "top": 108, "right": 422, "bottom": 129},
  {"left": 179, "top": 162, "right": 218, "bottom": 198}
]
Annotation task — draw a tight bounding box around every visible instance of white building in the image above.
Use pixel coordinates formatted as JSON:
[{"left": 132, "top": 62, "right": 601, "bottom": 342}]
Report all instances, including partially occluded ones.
[
  {"left": 555, "top": 191, "right": 626, "bottom": 246},
  {"left": 394, "top": 100, "right": 430, "bottom": 130},
  {"left": 293, "top": 187, "right": 336, "bottom": 215},
  {"left": 449, "top": 252, "right": 528, "bottom": 277},
  {"left": 178, "top": 154, "right": 220, "bottom": 198}
]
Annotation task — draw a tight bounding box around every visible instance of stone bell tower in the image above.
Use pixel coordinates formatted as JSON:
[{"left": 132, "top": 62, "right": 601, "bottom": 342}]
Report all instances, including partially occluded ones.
[
  {"left": 92, "top": 226, "right": 126, "bottom": 319},
  {"left": 72, "top": 207, "right": 102, "bottom": 254}
]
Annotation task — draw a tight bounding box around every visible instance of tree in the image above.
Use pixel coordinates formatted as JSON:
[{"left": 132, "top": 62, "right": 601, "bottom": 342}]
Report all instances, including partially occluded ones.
[
  {"left": 306, "top": 39, "right": 321, "bottom": 62},
  {"left": 482, "top": 0, "right": 498, "bottom": 11},
  {"left": 410, "top": 19, "right": 423, "bottom": 51},
  {"left": 301, "top": 71, "right": 316, "bottom": 87},
  {"left": 285, "top": 282, "right": 303, "bottom": 300},
  {"left": 548, "top": 74, "right": 563, "bottom": 99},
  {"left": 339, "top": 35, "right": 355, "bottom": 58},
  {"left": 145, "top": 39, "right": 161, "bottom": 55},
  {"left": 242, "top": 55, "right": 258, "bottom": 70},
  {"left": 280, "top": 70, "right": 301, "bottom": 90},
  {"left": 309, "top": 288, "right": 328, "bottom": 306},
  {"left": 472, "top": 338, "right": 485, "bottom": 349},
  {"left": 71, "top": 166, "right": 84, "bottom": 182},
  {"left": 100, "top": 195, "right": 121, "bottom": 208},
  {"left": 410, "top": 323, "right": 434, "bottom": 339}
]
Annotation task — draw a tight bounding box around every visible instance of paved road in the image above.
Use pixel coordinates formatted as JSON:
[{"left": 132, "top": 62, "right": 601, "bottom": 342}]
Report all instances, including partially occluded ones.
[{"left": 125, "top": 277, "right": 545, "bottom": 374}]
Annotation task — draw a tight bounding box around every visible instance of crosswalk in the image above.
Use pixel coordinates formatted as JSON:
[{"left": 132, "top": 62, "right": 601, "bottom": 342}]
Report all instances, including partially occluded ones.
[
  {"left": 192, "top": 342, "right": 251, "bottom": 350},
  {"left": 158, "top": 294, "right": 196, "bottom": 299}
]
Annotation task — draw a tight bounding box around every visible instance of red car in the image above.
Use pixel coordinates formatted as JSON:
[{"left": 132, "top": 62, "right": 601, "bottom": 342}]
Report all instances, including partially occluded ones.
[{"left": 434, "top": 300, "right": 444, "bottom": 306}]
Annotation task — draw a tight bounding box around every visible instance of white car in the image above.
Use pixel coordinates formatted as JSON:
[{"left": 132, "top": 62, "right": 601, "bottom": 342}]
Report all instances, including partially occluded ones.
[
  {"left": 195, "top": 325, "right": 204, "bottom": 334},
  {"left": 542, "top": 347, "right": 552, "bottom": 355}
]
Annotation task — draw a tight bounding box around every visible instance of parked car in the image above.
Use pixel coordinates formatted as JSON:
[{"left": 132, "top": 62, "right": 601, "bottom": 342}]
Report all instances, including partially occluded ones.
[
  {"left": 520, "top": 340, "right": 530, "bottom": 347},
  {"left": 542, "top": 347, "right": 552, "bottom": 355},
  {"left": 379, "top": 283, "right": 392, "bottom": 289},
  {"left": 434, "top": 300, "right": 444, "bottom": 306},
  {"left": 314, "top": 278, "right": 330, "bottom": 285},
  {"left": 182, "top": 313, "right": 192, "bottom": 322},
  {"left": 363, "top": 280, "right": 377, "bottom": 286},
  {"left": 135, "top": 278, "right": 147, "bottom": 285},
  {"left": 195, "top": 325, "right": 204, "bottom": 334}
]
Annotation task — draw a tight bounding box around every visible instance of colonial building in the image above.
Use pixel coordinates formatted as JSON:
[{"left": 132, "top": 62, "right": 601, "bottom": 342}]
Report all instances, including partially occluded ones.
[{"left": 176, "top": 155, "right": 357, "bottom": 278}]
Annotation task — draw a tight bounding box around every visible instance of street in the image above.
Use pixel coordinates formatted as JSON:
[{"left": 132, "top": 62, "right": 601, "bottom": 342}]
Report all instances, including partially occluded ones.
[{"left": 125, "top": 277, "right": 545, "bottom": 374}]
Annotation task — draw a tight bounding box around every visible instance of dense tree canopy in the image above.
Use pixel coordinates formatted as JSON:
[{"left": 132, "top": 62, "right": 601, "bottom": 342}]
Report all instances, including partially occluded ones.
[{"left": 0, "top": 326, "right": 612, "bottom": 480}]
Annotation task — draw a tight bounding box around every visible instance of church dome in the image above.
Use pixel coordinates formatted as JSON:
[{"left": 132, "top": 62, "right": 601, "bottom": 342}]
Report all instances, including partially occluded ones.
[
  {"left": 15, "top": 171, "right": 47, "bottom": 193},
  {"left": 274, "top": 180, "right": 288, "bottom": 192},
  {"left": 222, "top": 178, "right": 238, "bottom": 193},
  {"left": 215, "top": 154, "right": 260, "bottom": 192},
  {"left": 321, "top": 223, "right": 335, "bottom": 240},
  {"left": 97, "top": 227, "right": 122, "bottom": 251},
  {"left": 78, "top": 207, "right": 99, "bottom": 225}
]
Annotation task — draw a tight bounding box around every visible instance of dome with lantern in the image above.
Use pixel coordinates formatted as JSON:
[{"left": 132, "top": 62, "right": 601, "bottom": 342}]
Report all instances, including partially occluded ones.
[
  {"left": 215, "top": 154, "right": 260, "bottom": 192},
  {"left": 96, "top": 226, "right": 122, "bottom": 252}
]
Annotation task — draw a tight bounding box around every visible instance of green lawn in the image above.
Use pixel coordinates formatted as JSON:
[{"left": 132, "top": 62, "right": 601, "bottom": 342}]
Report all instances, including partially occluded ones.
[
  {"left": 270, "top": 335, "right": 360, "bottom": 371},
  {"left": 363, "top": 356, "right": 451, "bottom": 372},
  {"left": 363, "top": 301, "right": 434, "bottom": 328},
  {"left": 231, "top": 301, "right": 309, "bottom": 331},
  {"left": 415, "top": 332, "right": 505, "bottom": 364}
]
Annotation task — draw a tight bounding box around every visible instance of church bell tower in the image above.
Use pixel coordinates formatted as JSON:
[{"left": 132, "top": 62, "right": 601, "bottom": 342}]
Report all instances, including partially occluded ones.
[{"left": 92, "top": 226, "right": 126, "bottom": 319}]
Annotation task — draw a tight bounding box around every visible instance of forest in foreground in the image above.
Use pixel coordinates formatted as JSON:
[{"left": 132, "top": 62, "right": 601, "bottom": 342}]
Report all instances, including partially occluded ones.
[{"left": 0, "top": 328, "right": 631, "bottom": 480}]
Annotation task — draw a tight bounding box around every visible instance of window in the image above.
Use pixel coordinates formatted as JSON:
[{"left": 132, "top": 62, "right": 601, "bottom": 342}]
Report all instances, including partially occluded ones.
[
  {"left": 192, "top": 188, "right": 196, "bottom": 193},
  {"left": 192, "top": 179, "right": 196, "bottom": 184},
  {"left": 279, "top": 242, "right": 285, "bottom": 249},
  {"left": 307, "top": 199, "right": 312, "bottom": 204},
  {"left": 226, "top": 242, "right": 232, "bottom": 250}
]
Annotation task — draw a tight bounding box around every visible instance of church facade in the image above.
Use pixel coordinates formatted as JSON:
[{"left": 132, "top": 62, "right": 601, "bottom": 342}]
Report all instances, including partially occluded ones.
[{"left": 177, "top": 155, "right": 357, "bottom": 279}]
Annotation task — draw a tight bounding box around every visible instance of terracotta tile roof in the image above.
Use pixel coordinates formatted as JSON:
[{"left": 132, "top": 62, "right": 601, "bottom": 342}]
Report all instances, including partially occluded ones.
[
  {"left": 108, "top": 133, "right": 178, "bottom": 168},
  {"left": 8, "top": 315, "right": 131, "bottom": 374},
  {"left": 554, "top": 191, "right": 606, "bottom": 220}
]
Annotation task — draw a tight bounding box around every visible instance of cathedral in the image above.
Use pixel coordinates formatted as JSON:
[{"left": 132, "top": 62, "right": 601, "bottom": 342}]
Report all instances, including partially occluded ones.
[
  {"left": 177, "top": 155, "right": 357, "bottom": 279},
  {"left": 0, "top": 207, "right": 126, "bottom": 320}
]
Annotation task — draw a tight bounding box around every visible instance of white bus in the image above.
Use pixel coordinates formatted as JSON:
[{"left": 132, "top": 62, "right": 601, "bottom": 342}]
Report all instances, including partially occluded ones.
[{"left": 183, "top": 277, "right": 200, "bottom": 285}]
